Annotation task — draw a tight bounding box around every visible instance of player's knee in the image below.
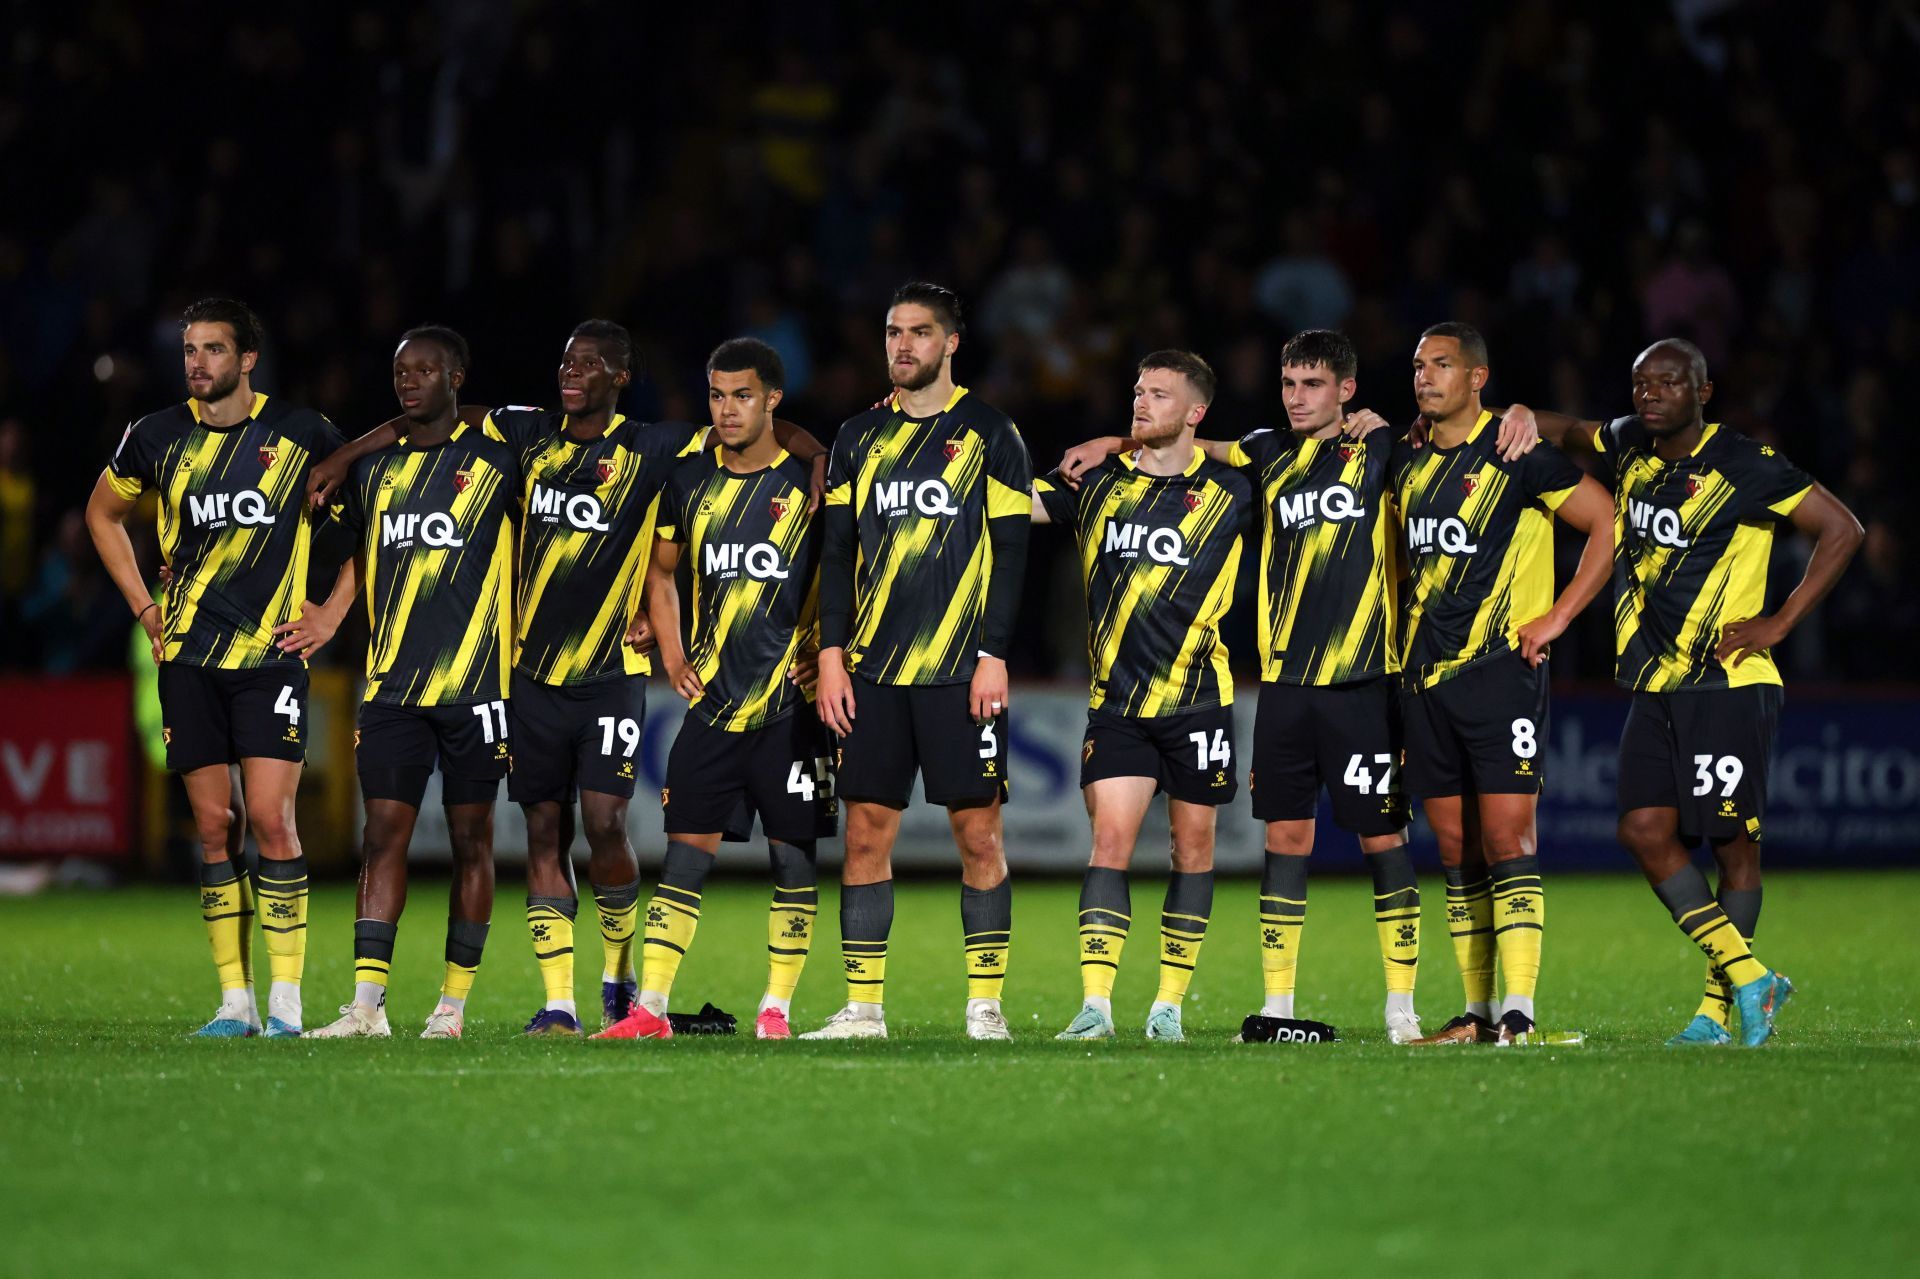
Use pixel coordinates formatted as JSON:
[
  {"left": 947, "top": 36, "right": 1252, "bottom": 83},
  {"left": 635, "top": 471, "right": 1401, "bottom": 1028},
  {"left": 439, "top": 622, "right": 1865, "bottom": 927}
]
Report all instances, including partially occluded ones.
[
  {"left": 447, "top": 831, "right": 494, "bottom": 866},
  {"left": 844, "top": 810, "right": 897, "bottom": 863},
  {"left": 246, "top": 806, "right": 296, "bottom": 857},
  {"left": 581, "top": 808, "right": 627, "bottom": 855},
  {"left": 522, "top": 805, "right": 561, "bottom": 852},
  {"left": 192, "top": 806, "right": 233, "bottom": 853},
  {"left": 1616, "top": 809, "right": 1671, "bottom": 858},
  {"left": 1168, "top": 842, "right": 1214, "bottom": 874},
  {"left": 1480, "top": 827, "right": 1535, "bottom": 861},
  {"left": 1264, "top": 823, "right": 1313, "bottom": 857},
  {"left": 1088, "top": 823, "right": 1134, "bottom": 867},
  {"left": 951, "top": 815, "right": 1002, "bottom": 865}
]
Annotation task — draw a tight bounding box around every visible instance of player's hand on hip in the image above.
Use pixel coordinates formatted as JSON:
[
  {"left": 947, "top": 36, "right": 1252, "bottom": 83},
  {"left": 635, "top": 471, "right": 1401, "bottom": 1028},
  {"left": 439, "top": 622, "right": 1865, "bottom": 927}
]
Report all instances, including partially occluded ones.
[
  {"left": 816, "top": 648, "right": 855, "bottom": 736},
  {"left": 307, "top": 454, "right": 350, "bottom": 509},
  {"left": 970, "top": 655, "right": 1010, "bottom": 723},
  {"left": 138, "top": 605, "right": 163, "bottom": 663},
  {"left": 669, "top": 660, "right": 704, "bottom": 701},
  {"left": 1515, "top": 610, "right": 1568, "bottom": 666},
  {"left": 271, "top": 601, "right": 342, "bottom": 660},
  {"left": 1715, "top": 615, "right": 1787, "bottom": 668},
  {"left": 1497, "top": 404, "right": 1543, "bottom": 461},
  {"left": 1343, "top": 408, "right": 1390, "bottom": 439},
  {"left": 624, "top": 613, "right": 655, "bottom": 654}
]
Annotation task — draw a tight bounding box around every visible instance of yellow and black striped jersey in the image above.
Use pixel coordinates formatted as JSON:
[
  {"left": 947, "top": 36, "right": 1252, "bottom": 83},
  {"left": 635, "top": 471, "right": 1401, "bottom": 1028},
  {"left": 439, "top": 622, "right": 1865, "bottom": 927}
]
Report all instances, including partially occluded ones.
[
  {"left": 483, "top": 408, "right": 704, "bottom": 686},
  {"left": 1391, "top": 411, "right": 1584, "bottom": 690},
  {"left": 1228, "top": 428, "right": 1397, "bottom": 686},
  {"left": 658, "top": 447, "right": 820, "bottom": 732},
  {"left": 823, "top": 387, "right": 1031, "bottom": 685},
  {"left": 336, "top": 423, "right": 519, "bottom": 707},
  {"left": 1036, "top": 448, "right": 1253, "bottom": 716},
  {"left": 1596, "top": 418, "right": 1813, "bottom": 692},
  {"left": 106, "top": 394, "right": 343, "bottom": 670}
]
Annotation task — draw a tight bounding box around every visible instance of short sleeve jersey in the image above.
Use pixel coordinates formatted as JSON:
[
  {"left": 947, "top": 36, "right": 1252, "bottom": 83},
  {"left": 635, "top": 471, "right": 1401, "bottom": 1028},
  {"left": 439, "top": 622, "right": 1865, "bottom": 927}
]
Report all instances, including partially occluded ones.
[
  {"left": 106, "top": 393, "right": 343, "bottom": 669},
  {"left": 1391, "top": 411, "right": 1585, "bottom": 690},
  {"left": 1596, "top": 418, "right": 1813, "bottom": 692},
  {"left": 336, "top": 423, "right": 520, "bottom": 707},
  {"left": 1228, "top": 428, "right": 1397, "bottom": 686},
  {"left": 658, "top": 447, "right": 821, "bottom": 732},
  {"left": 1035, "top": 447, "right": 1253, "bottom": 716},
  {"left": 483, "top": 408, "right": 705, "bottom": 685}
]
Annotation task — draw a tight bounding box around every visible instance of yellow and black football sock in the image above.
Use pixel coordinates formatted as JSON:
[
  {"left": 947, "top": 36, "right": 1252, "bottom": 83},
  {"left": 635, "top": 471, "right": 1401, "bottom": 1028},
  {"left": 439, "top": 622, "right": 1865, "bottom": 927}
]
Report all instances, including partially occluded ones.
[
  {"left": 353, "top": 918, "right": 397, "bottom": 1007},
  {"left": 1077, "top": 866, "right": 1130, "bottom": 1003},
  {"left": 591, "top": 877, "right": 640, "bottom": 983},
  {"left": 841, "top": 880, "right": 892, "bottom": 1007},
  {"left": 1156, "top": 871, "right": 1213, "bottom": 1007},
  {"left": 765, "top": 840, "right": 818, "bottom": 1011},
  {"left": 961, "top": 876, "right": 1012, "bottom": 1002},
  {"left": 1655, "top": 866, "right": 1766, "bottom": 990},
  {"left": 1366, "top": 846, "right": 1420, "bottom": 997},
  {"left": 1695, "top": 884, "right": 1762, "bottom": 1025},
  {"left": 256, "top": 855, "right": 309, "bottom": 988},
  {"left": 640, "top": 841, "right": 713, "bottom": 1009},
  {"left": 440, "top": 918, "right": 489, "bottom": 1008},
  {"left": 199, "top": 860, "right": 249, "bottom": 997},
  {"left": 1490, "top": 856, "right": 1545, "bottom": 1018},
  {"left": 1259, "top": 852, "right": 1307, "bottom": 1015},
  {"left": 233, "top": 853, "right": 257, "bottom": 995},
  {"left": 1443, "top": 864, "right": 1496, "bottom": 1017},
  {"left": 526, "top": 895, "right": 577, "bottom": 1011}
]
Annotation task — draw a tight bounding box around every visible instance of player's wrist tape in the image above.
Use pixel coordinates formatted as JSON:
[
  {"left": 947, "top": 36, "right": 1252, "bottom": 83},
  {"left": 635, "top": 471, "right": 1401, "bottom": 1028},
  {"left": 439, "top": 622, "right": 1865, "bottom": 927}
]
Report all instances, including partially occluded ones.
[{"left": 1237, "top": 1015, "right": 1340, "bottom": 1044}]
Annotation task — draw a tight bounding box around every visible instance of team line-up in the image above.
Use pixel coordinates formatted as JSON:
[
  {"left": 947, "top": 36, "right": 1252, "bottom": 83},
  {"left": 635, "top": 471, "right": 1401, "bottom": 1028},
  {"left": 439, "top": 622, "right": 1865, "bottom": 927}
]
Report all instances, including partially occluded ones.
[{"left": 84, "top": 283, "right": 1863, "bottom": 1049}]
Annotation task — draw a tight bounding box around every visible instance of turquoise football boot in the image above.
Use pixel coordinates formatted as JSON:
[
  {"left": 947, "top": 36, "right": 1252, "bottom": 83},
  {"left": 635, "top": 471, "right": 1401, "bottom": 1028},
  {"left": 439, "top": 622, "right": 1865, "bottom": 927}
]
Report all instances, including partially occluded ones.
[
  {"left": 1055, "top": 1003, "right": 1115, "bottom": 1040},
  {"left": 1666, "top": 1014, "right": 1732, "bottom": 1047},
  {"left": 1733, "top": 971, "right": 1795, "bottom": 1047}
]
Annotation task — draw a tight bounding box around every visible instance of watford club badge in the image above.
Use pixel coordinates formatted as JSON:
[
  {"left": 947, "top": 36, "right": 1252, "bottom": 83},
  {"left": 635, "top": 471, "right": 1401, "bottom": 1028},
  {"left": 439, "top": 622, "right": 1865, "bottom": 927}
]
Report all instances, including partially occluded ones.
[
  {"left": 769, "top": 497, "right": 790, "bottom": 521},
  {"left": 258, "top": 444, "right": 279, "bottom": 470},
  {"left": 597, "top": 456, "right": 620, "bottom": 485},
  {"left": 943, "top": 439, "right": 965, "bottom": 461},
  {"left": 1338, "top": 444, "right": 1356, "bottom": 462},
  {"left": 1461, "top": 475, "right": 1479, "bottom": 496},
  {"left": 453, "top": 468, "right": 474, "bottom": 493},
  {"left": 1184, "top": 489, "right": 1204, "bottom": 513},
  {"left": 1685, "top": 476, "right": 1702, "bottom": 498}
]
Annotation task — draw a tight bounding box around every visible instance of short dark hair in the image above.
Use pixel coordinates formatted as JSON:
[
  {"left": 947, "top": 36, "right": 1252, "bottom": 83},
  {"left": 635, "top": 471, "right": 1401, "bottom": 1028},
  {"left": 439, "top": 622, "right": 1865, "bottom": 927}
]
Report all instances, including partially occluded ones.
[
  {"left": 1281, "top": 329, "right": 1358, "bottom": 381},
  {"left": 398, "top": 324, "right": 470, "bottom": 372},
  {"left": 1418, "top": 321, "right": 1489, "bottom": 368},
  {"left": 180, "top": 298, "right": 264, "bottom": 353},
  {"left": 1137, "top": 349, "right": 1217, "bottom": 404},
  {"left": 706, "top": 336, "right": 786, "bottom": 393},
  {"left": 570, "top": 319, "right": 636, "bottom": 372},
  {"left": 889, "top": 281, "right": 965, "bottom": 336}
]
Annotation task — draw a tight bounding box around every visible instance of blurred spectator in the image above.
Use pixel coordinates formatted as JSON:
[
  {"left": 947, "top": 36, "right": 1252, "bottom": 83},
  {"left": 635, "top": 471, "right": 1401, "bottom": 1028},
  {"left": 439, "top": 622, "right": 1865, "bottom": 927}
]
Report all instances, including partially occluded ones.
[
  {"left": 0, "top": 0, "right": 1912, "bottom": 682},
  {"left": 1643, "top": 221, "right": 1741, "bottom": 367},
  {"left": 1254, "top": 213, "right": 1354, "bottom": 333}
]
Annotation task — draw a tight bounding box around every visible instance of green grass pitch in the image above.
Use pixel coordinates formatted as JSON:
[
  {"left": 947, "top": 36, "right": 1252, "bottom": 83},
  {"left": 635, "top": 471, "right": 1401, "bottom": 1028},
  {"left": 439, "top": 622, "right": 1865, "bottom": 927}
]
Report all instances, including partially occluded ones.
[{"left": 4, "top": 871, "right": 1917, "bottom": 1277}]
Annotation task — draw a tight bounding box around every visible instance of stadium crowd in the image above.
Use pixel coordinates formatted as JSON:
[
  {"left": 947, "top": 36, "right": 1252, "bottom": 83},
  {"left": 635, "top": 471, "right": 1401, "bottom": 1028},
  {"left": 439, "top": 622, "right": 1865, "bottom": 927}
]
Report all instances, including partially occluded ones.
[{"left": 2, "top": 0, "right": 1916, "bottom": 681}]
